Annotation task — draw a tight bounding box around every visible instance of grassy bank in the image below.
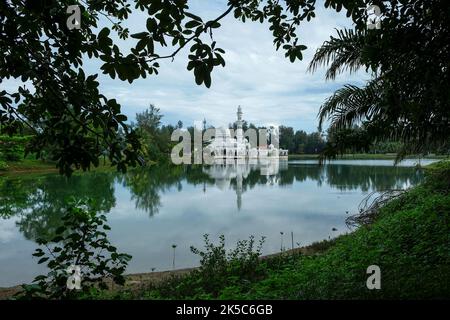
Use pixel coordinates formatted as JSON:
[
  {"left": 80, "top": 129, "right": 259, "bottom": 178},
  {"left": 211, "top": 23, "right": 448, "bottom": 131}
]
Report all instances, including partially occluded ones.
[
  {"left": 0, "top": 157, "right": 119, "bottom": 175},
  {"left": 0, "top": 158, "right": 57, "bottom": 173},
  {"left": 288, "top": 153, "right": 449, "bottom": 160},
  {"left": 130, "top": 161, "right": 450, "bottom": 299}
]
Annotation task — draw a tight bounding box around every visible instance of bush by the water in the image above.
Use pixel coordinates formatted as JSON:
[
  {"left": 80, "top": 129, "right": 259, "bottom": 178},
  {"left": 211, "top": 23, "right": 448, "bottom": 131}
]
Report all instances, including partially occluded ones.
[
  {"left": 17, "top": 198, "right": 132, "bottom": 299},
  {"left": 0, "top": 135, "right": 32, "bottom": 161},
  {"left": 0, "top": 160, "right": 8, "bottom": 171},
  {"left": 144, "top": 234, "right": 267, "bottom": 299}
]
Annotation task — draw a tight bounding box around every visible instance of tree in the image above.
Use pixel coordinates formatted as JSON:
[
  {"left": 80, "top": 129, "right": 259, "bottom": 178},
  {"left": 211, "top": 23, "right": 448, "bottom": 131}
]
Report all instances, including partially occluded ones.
[
  {"left": 279, "top": 126, "right": 295, "bottom": 152},
  {"left": 135, "top": 104, "right": 173, "bottom": 161},
  {"left": 0, "top": 0, "right": 317, "bottom": 176},
  {"left": 309, "top": 0, "right": 450, "bottom": 161},
  {"left": 294, "top": 130, "right": 308, "bottom": 153},
  {"left": 279, "top": 127, "right": 325, "bottom": 154},
  {"left": 304, "top": 131, "right": 325, "bottom": 154},
  {"left": 136, "top": 104, "right": 162, "bottom": 134}
]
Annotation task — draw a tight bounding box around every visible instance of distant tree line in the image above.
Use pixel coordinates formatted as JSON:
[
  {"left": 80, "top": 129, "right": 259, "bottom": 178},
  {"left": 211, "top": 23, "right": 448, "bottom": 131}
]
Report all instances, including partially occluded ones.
[
  {"left": 132, "top": 104, "right": 409, "bottom": 159},
  {"left": 1, "top": 103, "right": 444, "bottom": 168},
  {"left": 278, "top": 126, "right": 326, "bottom": 154}
]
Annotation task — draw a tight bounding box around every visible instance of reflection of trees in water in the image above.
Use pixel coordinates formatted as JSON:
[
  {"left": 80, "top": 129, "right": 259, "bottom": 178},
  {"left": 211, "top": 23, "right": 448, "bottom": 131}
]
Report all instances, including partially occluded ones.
[
  {"left": 119, "top": 165, "right": 214, "bottom": 216},
  {"left": 322, "top": 165, "right": 422, "bottom": 191},
  {"left": 0, "top": 173, "right": 116, "bottom": 240},
  {"left": 0, "top": 163, "right": 422, "bottom": 240},
  {"left": 226, "top": 164, "right": 421, "bottom": 193},
  {"left": 0, "top": 166, "right": 215, "bottom": 240}
]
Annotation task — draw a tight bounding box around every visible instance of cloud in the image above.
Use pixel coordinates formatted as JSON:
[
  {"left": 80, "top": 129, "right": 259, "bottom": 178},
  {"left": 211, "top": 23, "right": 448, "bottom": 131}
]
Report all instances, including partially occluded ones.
[{"left": 0, "top": 217, "right": 20, "bottom": 243}]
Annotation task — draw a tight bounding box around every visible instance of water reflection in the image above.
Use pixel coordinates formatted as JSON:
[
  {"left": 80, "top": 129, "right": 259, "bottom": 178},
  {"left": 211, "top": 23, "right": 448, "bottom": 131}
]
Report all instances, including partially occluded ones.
[
  {"left": 203, "top": 159, "right": 288, "bottom": 209},
  {"left": 0, "top": 160, "right": 426, "bottom": 240},
  {"left": 0, "top": 173, "right": 116, "bottom": 241}
]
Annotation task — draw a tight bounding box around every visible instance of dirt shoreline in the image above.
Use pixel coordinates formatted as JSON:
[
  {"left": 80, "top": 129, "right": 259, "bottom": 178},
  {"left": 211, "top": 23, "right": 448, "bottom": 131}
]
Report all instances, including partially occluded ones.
[{"left": 0, "top": 244, "right": 323, "bottom": 299}]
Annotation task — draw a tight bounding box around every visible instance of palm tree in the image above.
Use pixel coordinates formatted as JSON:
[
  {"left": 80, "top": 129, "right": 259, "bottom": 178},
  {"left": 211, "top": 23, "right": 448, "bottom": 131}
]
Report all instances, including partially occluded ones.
[
  {"left": 309, "top": 26, "right": 450, "bottom": 162},
  {"left": 308, "top": 29, "right": 365, "bottom": 81}
]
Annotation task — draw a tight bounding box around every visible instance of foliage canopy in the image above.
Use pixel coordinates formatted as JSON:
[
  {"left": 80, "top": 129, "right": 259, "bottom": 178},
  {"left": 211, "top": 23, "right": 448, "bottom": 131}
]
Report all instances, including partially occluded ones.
[{"left": 1, "top": 0, "right": 317, "bottom": 175}]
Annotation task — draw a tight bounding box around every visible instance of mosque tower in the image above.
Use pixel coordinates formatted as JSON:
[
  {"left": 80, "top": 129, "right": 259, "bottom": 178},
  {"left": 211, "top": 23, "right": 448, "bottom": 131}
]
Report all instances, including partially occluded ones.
[{"left": 236, "top": 105, "right": 243, "bottom": 143}]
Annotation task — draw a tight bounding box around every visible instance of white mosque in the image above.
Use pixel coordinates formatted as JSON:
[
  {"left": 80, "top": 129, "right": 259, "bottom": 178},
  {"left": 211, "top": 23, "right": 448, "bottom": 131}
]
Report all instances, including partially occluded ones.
[{"left": 204, "top": 106, "right": 288, "bottom": 160}]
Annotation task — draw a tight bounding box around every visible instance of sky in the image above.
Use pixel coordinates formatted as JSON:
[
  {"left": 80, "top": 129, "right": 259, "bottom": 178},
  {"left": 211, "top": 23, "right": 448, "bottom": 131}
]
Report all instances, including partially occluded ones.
[{"left": 6, "top": 0, "right": 369, "bottom": 133}]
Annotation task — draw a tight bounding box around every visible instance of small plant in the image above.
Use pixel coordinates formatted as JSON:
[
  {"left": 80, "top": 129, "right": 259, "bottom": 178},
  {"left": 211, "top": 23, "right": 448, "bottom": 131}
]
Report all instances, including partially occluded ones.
[
  {"left": 17, "top": 198, "right": 132, "bottom": 299},
  {"left": 0, "top": 135, "right": 31, "bottom": 161},
  {"left": 187, "top": 234, "right": 266, "bottom": 297},
  {"left": 280, "top": 231, "right": 284, "bottom": 251},
  {"left": 142, "top": 234, "right": 276, "bottom": 299},
  {"left": 0, "top": 160, "right": 8, "bottom": 171},
  {"left": 291, "top": 231, "right": 294, "bottom": 250},
  {"left": 172, "top": 244, "right": 177, "bottom": 269}
]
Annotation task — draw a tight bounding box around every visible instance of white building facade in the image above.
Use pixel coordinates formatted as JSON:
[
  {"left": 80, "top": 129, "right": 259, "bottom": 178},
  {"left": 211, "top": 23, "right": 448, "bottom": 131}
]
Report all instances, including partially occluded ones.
[{"left": 204, "top": 106, "right": 288, "bottom": 160}]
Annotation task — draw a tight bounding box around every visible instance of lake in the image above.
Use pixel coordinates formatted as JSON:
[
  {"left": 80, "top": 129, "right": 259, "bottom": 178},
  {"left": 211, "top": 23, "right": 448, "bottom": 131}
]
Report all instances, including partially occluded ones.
[{"left": 0, "top": 159, "right": 437, "bottom": 287}]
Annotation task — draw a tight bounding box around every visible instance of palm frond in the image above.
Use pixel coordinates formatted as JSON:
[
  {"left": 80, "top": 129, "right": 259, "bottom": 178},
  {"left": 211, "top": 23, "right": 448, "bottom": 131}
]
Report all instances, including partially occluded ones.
[
  {"left": 318, "top": 78, "right": 382, "bottom": 131},
  {"left": 308, "top": 29, "right": 365, "bottom": 80}
]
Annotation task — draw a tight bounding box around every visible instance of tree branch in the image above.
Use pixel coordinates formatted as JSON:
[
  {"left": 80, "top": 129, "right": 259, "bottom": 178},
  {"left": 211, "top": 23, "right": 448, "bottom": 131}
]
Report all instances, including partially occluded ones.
[{"left": 145, "top": 5, "right": 235, "bottom": 63}]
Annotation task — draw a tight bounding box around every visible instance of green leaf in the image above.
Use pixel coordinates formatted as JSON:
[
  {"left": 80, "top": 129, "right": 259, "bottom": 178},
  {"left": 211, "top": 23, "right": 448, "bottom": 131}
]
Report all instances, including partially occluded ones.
[
  {"left": 32, "top": 251, "right": 45, "bottom": 257},
  {"left": 185, "top": 12, "right": 203, "bottom": 22},
  {"left": 204, "top": 72, "right": 212, "bottom": 88},
  {"left": 130, "top": 32, "right": 148, "bottom": 39},
  {"left": 37, "top": 257, "right": 49, "bottom": 264},
  {"left": 98, "top": 27, "right": 110, "bottom": 39},
  {"left": 185, "top": 20, "right": 202, "bottom": 29},
  {"left": 51, "top": 236, "right": 64, "bottom": 242}
]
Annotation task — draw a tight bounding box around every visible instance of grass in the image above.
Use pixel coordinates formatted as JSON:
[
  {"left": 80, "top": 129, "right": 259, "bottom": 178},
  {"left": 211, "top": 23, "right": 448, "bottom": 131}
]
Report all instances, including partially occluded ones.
[
  {"left": 129, "top": 161, "right": 450, "bottom": 300},
  {"left": 0, "top": 157, "right": 119, "bottom": 176},
  {"left": 1, "top": 158, "right": 57, "bottom": 173}
]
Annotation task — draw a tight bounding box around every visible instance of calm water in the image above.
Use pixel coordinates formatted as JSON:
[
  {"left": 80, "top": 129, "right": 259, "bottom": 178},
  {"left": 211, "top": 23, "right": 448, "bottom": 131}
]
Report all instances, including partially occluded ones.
[{"left": 0, "top": 159, "right": 437, "bottom": 287}]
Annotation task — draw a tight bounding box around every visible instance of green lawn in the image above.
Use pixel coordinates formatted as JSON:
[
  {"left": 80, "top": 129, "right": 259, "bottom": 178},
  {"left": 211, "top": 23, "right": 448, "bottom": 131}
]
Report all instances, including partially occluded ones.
[{"left": 0, "top": 157, "right": 117, "bottom": 175}]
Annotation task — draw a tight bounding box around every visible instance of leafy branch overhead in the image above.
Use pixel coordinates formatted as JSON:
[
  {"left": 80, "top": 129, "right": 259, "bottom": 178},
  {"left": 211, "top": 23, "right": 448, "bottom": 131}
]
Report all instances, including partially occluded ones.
[{"left": 0, "top": 0, "right": 317, "bottom": 176}]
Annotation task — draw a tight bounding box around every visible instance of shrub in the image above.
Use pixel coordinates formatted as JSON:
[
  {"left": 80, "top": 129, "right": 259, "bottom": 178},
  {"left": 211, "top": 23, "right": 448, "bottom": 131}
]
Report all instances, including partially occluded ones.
[
  {"left": 0, "top": 135, "right": 32, "bottom": 161},
  {"left": 17, "top": 198, "right": 132, "bottom": 299},
  {"left": 0, "top": 160, "right": 8, "bottom": 170},
  {"left": 144, "top": 235, "right": 266, "bottom": 299},
  {"left": 423, "top": 160, "right": 450, "bottom": 194},
  {"left": 190, "top": 234, "right": 266, "bottom": 296}
]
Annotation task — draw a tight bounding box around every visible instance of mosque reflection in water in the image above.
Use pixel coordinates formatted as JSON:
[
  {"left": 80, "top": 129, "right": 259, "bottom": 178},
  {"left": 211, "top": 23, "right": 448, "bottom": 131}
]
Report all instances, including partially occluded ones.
[{"left": 202, "top": 159, "right": 288, "bottom": 210}]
